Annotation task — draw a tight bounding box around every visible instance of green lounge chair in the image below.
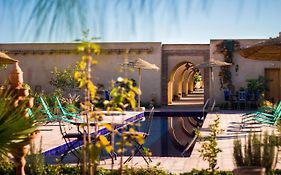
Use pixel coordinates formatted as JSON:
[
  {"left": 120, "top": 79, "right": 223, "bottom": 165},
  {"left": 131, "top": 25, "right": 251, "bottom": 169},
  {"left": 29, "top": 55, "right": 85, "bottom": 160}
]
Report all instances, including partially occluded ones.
[
  {"left": 242, "top": 105, "right": 281, "bottom": 126},
  {"left": 242, "top": 100, "right": 281, "bottom": 121},
  {"left": 39, "top": 96, "right": 73, "bottom": 123},
  {"left": 254, "top": 111, "right": 281, "bottom": 125},
  {"left": 55, "top": 96, "right": 81, "bottom": 119}
]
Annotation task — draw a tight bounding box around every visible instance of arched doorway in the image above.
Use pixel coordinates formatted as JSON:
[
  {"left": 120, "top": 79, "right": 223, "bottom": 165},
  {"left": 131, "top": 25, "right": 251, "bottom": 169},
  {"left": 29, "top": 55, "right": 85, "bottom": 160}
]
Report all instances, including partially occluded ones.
[
  {"left": 168, "top": 61, "right": 204, "bottom": 105},
  {"left": 161, "top": 44, "right": 210, "bottom": 106}
]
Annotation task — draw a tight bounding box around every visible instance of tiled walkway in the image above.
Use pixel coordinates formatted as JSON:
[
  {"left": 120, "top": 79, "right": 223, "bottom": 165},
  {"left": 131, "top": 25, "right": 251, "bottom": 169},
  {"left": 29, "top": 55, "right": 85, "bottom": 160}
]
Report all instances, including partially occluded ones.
[
  {"left": 36, "top": 110, "right": 280, "bottom": 174},
  {"left": 99, "top": 111, "right": 279, "bottom": 174}
]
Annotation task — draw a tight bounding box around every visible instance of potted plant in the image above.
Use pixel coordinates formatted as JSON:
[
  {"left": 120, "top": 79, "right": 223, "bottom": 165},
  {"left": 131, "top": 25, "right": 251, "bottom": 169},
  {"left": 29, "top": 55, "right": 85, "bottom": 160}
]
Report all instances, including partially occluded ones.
[
  {"left": 193, "top": 71, "right": 202, "bottom": 90},
  {"left": 223, "top": 89, "right": 230, "bottom": 101},
  {"left": 246, "top": 76, "right": 269, "bottom": 101},
  {"left": 233, "top": 131, "right": 277, "bottom": 175},
  {"left": 0, "top": 92, "right": 38, "bottom": 175}
]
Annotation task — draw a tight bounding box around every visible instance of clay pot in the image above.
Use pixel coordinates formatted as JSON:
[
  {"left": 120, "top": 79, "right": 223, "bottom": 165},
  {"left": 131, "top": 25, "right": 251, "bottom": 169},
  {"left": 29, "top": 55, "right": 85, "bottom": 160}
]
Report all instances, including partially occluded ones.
[
  {"left": 13, "top": 132, "right": 40, "bottom": 175},
  {"left": 233, "top": 166, "right": 266, "bottom": 175},
  {"left": 16, "top": 88, "right": 29, "bottom": 97},
  {"left": 9, "top": 62, "right": 23, "bottom": 88},
  {"left": 0, "top": 87, "right": 5, "bottom": 95},
  {"left": 26, "top": 97, "right": 34, "bottom": 108}
]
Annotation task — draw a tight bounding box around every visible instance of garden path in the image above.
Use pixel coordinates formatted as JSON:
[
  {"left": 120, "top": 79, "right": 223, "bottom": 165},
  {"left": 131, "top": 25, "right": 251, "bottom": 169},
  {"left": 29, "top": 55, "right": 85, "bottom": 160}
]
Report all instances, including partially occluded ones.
[
  {"left": 34, "top": 111, "right": 280, "bottom": 174},
  {"left": 100, "top": 111, "right": 280, "bottom": 174}
]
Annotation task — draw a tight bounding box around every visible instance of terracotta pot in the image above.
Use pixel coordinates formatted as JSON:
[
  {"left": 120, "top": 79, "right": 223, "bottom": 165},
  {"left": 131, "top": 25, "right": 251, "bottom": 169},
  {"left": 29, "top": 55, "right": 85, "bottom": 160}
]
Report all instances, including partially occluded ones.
[
  {"left": 9, "top": 62, "right": 23, "bottom": 88},
  {"left": 26, "top": 97, "right": 34, "bottom": 108},
  {"left": 0, "top": 87, "right": 6, "bottom": 95},
  {"left": 16, "top": 88, "right": 29, "bottom": 97},
  {"left": 233, "top": 166, "right": 266, "bottom": 175},
  {"left": 13, "top": 133, "right": 39, "bottom": 175}
]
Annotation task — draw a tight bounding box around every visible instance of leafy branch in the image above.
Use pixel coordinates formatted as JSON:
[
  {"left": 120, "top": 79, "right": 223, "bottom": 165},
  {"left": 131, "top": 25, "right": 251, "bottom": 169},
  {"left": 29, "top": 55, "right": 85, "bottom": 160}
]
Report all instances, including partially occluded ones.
[{"left": 196, "top": 115, "right": 224, "bottom": 173}]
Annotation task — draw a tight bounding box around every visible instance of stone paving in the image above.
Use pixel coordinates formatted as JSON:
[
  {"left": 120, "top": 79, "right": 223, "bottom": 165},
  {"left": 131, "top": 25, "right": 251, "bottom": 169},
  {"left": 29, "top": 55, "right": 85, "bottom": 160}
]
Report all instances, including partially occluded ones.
[
  {"left": 35, "top": 110, "right": 280, "bottom": 174},
  {"left": 99, "top": 111, "right": 279, "bottom": 174}
]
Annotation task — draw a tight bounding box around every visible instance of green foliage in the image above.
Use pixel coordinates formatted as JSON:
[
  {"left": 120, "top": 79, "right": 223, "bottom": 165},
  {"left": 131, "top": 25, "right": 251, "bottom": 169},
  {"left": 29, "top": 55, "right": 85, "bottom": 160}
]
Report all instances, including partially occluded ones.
[
  {"left": 181, "top": 169, "right": 233, "bottom": 175},
  {"left": 0, "top": 163, "right": 175, "bottom": 175},
  {"left": 5, "top": 163, "right": 281, "bottom": 175},
  {"left": 0, "top": 158, "right": 16, "bottom": 175},
  {"left": 193, "top": 70, "right": 202, "bottom": 83},
  {"left": 196, "top": 115, "right": 223, "bottom": 173},
  {"left": 246, "top": 76, "right": 269, "bottom": 100},
  {"left": 26, "top": 137, "right": 45, "bottom": 175},
  {"left": 217, "top": 40, "right": 240, "bottom": 91},
  {"left": 102, "top": 77, "right": 142, "bottom": 167},
  {"left": 32, "top": 93, "right": 60, "bottom": 121},
  {"left": 0, "top": 64, "right": 7, "bottom": 70},
  {"left": 233, "top": 131, "right": 277, "bottom": 173},
  {"left": 121, "top": 166, "right": 172, "bottom": 175},
  {"left": 104, "top": 77, "right": 140, "bottom": 112},
  {"left": 0, "top": 92, "right": 37, "bottom": 158},
  {"left": 74, "top": 30, "right": 100, "bottom": 103},
  {"left": 73, "top": 31, "right": 142, "bottom": 174},
  {"left": 73, "top": 31, "right": 109, "bottom": 174},
  {"left": 49, "top": 65, "right": 80, "bottom": 94}
]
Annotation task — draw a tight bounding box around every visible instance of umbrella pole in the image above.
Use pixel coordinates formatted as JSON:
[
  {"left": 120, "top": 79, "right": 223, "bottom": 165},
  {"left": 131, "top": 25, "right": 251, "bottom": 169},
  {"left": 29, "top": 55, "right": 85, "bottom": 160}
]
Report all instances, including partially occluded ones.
[
  {"left": 211, "top": 67, "right": 215, "bottom": 111},
  {"left": 276, "top": 66, "right": 281, "bottom": 102},
  {"left": 138, "top": 68, "right": 141, "bottom": 110}
]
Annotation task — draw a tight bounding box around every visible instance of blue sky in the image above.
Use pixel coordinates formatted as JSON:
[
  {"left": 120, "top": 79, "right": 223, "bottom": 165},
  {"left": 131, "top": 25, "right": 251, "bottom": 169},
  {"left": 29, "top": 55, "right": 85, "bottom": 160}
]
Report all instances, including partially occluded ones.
[{"left": 0, "top": 0, "right": 280, "bottom": 43}]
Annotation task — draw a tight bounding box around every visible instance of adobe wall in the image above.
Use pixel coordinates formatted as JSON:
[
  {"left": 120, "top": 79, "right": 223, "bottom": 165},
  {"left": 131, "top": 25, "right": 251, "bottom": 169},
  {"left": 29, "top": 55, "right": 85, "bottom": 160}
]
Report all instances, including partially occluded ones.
[
  {"left": 210, "top": 39, "right": 280, "bottom": 104},
  {"left": 0, "top": 42, "right": 162, "bottom": 106},
  {"left": 161, "top": 44, "right": 210, "bottom": 105}
]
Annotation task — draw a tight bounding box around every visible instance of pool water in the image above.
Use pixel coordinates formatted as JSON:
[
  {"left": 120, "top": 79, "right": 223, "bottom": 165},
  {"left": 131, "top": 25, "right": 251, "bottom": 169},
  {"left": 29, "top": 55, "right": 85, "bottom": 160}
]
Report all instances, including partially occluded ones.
[
  {"left": 44, "top": 111, "right": 206, "bottom": 164},
  {"left": 123, "top": 111, "right": 206, "bottom": 157}
]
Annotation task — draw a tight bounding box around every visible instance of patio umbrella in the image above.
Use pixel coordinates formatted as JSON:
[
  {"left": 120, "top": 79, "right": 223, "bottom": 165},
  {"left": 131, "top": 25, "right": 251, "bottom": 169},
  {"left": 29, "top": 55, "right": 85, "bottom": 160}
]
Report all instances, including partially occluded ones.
[
  {"left": 239, "top": 32, "right": 281, "bottom": 98},
  {"left": 240, "top": 33, "right": 281, "bottom": 61},
  {"left": 240, "top": 32, "right": 281, "bottom": 61},
  {"left": 126, "top": 58, "right": 159, "bottom": 110},
  {"left": 195, "top": 60, "right": 232, "bottom": 110},
  {"left": 0, "top": 52, "right": 18, "bottom": 64}
]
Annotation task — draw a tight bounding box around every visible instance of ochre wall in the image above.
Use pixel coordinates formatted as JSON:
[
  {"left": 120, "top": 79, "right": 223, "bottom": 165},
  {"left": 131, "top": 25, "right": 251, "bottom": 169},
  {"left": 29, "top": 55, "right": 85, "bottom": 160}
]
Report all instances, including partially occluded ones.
[
  {"left": 210, "top": 39, "right": 280, "bottom": 104},
  {"left": 0, "top": 42, "right": 162, "bottom": 105}
]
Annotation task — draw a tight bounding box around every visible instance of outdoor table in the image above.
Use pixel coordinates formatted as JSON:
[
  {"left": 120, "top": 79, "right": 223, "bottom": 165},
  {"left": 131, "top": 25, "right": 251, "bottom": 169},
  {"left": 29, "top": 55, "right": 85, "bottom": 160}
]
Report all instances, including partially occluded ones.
[{"left": 43, "top": 111, "right": 145, "bottom": 159}]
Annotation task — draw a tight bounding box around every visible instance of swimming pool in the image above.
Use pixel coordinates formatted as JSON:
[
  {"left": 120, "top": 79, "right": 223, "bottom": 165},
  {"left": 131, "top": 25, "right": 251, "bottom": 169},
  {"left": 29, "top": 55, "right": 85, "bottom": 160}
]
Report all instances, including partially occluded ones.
[
  {"left": 43, "top": 111, "right": 207, "bottom": 164},
  {"left": 131, "top": 111, "right": 207, "bottom": 157}
]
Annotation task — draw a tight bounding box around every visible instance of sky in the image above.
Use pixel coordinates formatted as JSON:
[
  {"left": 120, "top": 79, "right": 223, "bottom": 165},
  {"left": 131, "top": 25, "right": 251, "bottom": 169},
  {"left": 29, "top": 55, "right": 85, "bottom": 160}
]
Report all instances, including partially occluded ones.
[{"left": 0, "top": 0, "right": 280, "bottom": 44}]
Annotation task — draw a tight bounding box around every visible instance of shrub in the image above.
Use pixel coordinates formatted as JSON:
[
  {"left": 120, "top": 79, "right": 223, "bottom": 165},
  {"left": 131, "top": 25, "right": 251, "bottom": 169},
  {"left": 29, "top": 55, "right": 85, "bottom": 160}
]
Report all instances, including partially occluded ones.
[
  {"left": 180, "top": 169, "right": 233, "bottom": 175},
  {"left": 196, "top": 115, "right": 224, "bottom": 173},
  {"left": 233, "top": 131, "right": 277, "bottom": 173}
]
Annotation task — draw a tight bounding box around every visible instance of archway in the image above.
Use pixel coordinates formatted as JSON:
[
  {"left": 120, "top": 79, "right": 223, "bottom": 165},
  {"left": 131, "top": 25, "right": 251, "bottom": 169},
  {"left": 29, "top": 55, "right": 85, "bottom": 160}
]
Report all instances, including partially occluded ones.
[{"left": 168, "top": 61, "right": 204, "bottom": 105}]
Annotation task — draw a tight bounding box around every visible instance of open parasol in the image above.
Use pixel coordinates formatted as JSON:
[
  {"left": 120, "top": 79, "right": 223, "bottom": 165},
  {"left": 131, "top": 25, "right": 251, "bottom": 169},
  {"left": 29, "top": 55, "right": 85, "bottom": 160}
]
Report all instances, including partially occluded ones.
[
  {"left": 195, "top": 60, "right": 232, "bottom": 110},
  {"left": 0, "top": 52, "right": 18, "bottom": 64},
  {"left": 239, "top": 32, "right": 281, "bottom": 100},
  {"left": 195, "top": 60, "right": 232, "bottom": 68},
  {"left": 240, "top": 33, "right": 281, "bottom": 61},
  {"left": 126, "top": 58, "right": 159, "bottom": 110}
]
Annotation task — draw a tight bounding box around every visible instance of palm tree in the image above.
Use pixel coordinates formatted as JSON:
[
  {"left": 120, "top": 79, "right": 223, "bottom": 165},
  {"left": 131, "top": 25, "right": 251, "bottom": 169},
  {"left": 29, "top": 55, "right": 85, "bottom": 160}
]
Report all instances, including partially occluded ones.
[{"left": 0, "top": 92, "right": 37, "bottom": 159}]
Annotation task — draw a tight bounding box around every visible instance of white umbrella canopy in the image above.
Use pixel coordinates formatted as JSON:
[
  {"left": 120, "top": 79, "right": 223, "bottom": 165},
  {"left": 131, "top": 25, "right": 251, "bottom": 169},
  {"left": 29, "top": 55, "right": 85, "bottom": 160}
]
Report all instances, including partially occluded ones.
[
  {"left": 0, "top": 52, "right": 18, "bottom": 64},
  {"left": 195, "top": 60, "right": 232, "bottom": 111},
  {"left": 195, "top": 60, "right": 232, "bottom": 68},
  {"left": 128, "top": 58, "right": 160, "bottom": 70},
  {"left": 126, "top": 58, "right": 159, "bottom": 110}
]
